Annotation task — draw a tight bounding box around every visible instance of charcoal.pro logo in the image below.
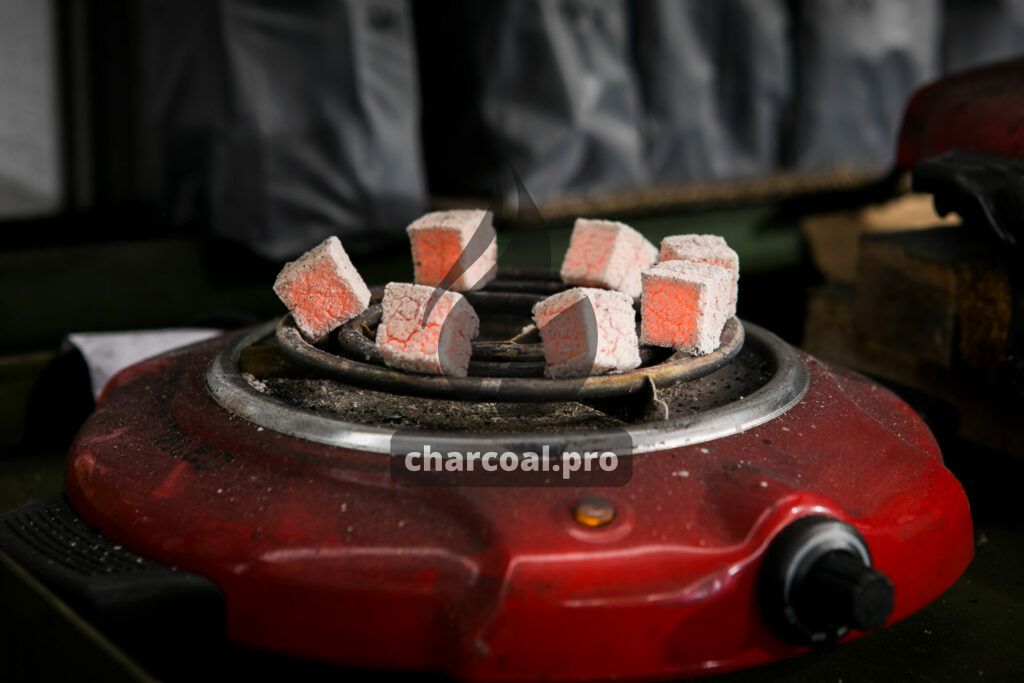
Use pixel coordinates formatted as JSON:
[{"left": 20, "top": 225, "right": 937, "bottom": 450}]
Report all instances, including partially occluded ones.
[{"left": 389, "top": 434, "right": 633, "bottom": 488}]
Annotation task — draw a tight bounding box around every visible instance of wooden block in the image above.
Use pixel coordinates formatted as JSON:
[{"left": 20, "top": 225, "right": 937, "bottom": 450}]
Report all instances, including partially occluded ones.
[
  {"left": 801, "top": 193, "right": 959, "bottom": 283},
  {"left": 855, "top": 229, "right": 961, "bottom": 368},
  {"left": 855, "top": 227, "right": 1012, "bottom": 374},
  {"left": 803, "top": 284, "right": 857, "bottom": 365},
  {"left": 957, "top": 257, "right": 1013, "bottom": 377}
]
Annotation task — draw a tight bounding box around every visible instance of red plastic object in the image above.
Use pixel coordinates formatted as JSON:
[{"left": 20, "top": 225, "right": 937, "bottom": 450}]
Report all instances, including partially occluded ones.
[
  {"left": 897, "top": 57, "right": 1024, "bottom": 169},
  {"left": 65, "top": 334, "right": 972, "bottom": 680}
]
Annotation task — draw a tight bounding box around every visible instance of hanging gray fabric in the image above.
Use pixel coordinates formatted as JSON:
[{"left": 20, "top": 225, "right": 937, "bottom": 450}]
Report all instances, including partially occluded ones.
[
  {"left": 942, "top": 0, "right": 1024, "bottom": 73},
  {"left": 790, "top": 0, "right": 942, "bottom": 173},
  {"left": 469, "top": 0, "right": 648, "bottom": 202},
  {"left": 634, "top": 0, "right": 792, "bottom": 185},
  {"left": 137, "top": 0, "right": 426, "bottom": 260}
]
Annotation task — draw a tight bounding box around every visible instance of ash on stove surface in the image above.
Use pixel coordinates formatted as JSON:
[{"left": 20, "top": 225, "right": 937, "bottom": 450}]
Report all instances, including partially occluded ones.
[
  {"left": 257, "top": 379, "right": 622, "bottom": 431},
  {"left": 245, "top": 344, "right": 773, "bottom": 433}
]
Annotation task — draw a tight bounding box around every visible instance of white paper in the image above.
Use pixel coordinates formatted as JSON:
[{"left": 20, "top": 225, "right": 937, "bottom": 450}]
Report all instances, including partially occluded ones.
[{"left": 68, "top": 329, "right": 222, "bottom": 399}]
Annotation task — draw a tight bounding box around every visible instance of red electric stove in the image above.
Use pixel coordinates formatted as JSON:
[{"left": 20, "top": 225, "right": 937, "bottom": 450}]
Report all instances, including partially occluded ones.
[{"left": 0, "top": 272, "right": 972, "bottom": 681}]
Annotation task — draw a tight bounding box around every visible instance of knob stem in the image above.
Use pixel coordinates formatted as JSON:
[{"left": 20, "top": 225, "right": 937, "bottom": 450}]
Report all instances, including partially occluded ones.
[{"left": 793, "top": 550, "right": 894, "bottom": 632}]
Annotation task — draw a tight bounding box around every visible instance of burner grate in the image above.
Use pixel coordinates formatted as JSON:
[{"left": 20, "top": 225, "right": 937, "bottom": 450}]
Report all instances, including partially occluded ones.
[
  {"left": 249, "top": 340, "right": 772, "bottom": 433},
  {"left": 210, "top": 319, "right": 807, "bottom": 454},
  {"left": 274, "top": 270, "right": 744, "bottom": 403},
  {"left": 209, "top": 269, "right": 807, "bottom": 453}
]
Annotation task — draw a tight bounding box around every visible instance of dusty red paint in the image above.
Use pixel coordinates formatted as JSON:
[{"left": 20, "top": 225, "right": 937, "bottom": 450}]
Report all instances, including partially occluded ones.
[{"left": 65, "top": 333, "right": 972, "bottom": 680}]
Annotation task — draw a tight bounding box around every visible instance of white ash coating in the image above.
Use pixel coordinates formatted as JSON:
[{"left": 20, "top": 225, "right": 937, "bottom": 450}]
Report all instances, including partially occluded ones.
[
  {"left": 375, "top": 282, "right": 480, "bottom": 377},
  {"left": 560, "top": 218, "right": 658, "bottom": 299},
  {"left": 640, "top": 260, "right": 733, "bottom": 355},
  {"left": 273, "top": 236, "right": 371, "bottom": 343},
  {"left": 532, "top": 286, "right": 641, "bottom": 378},
  {"left": 658, "top": 234, "right": 740, "bottom": 316},
  {"left": 406, "top": 209, "right": 497, "bottom": 291}
]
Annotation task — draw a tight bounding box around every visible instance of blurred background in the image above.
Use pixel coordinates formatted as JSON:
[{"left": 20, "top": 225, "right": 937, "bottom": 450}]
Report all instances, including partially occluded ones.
[
  {"left": 2, "top": 0, "right": 1024, "bottom": 352},
  {"left": 3, "top": 0, "right": 1024, "bottom": 335},
  {"left": 3, "top": 0, "right": 1024, "bottom": 345},
  {"left": 3, "top": 0, "right": 1024, "bottom": 679},
  {"left": 5, "top": 0, "right": 1024, "bottom": 244}
]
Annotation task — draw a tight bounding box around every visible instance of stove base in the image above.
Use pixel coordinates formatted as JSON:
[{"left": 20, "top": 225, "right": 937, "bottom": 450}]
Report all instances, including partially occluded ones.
[{"left": 31, "top": 326, "right": 973, "bottom": 681}]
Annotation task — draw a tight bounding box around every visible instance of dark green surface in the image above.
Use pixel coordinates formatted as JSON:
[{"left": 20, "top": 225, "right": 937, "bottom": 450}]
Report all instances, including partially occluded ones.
[
  {"left": 0, "top": 238, "right": 281, "bottom": 353},
  {"left": 0, "top": 450, "right": 64, "bottom": 512},
  {"left": 0, "top": 352, "right": 52, "bottom": 450}
]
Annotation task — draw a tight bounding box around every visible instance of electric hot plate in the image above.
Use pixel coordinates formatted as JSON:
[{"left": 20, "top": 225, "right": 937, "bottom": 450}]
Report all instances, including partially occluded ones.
[{"left": 0, "top": 271, "right": 972, "bottom": 681}]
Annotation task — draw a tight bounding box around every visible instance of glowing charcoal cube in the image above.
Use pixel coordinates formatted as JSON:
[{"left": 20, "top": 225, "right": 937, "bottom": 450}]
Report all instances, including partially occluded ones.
[
  {"left": 375, "top": 282, "right": 480, "bottom": 377},
  {"left": 640, "top": 261, "right": 733, "bottom": 355},
  {"left": 658, "top": 234, "right": 739, "bottom": 315},
  {"left": 560, "top": 219, "right": 658, "bottom": 299},
  {"left": 532, "top": 287, "right": 641, "bottom": 379},
  {"left": 273, "top": 236, "right": 372, "bottom": 342},
  {"left": 406, "top": 210, "right": 497, "bottom": 292}
]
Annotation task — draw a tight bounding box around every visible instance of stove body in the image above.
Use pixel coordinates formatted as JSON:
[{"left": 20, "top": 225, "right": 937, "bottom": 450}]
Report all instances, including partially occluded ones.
[{"left": 54, "top": 320, "right": 973, "bottom": 681}]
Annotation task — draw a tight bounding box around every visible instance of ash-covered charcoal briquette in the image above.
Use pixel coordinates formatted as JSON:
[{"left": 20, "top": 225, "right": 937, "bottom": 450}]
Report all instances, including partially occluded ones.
[
  {"left": 375, "top": 282, "right": 480, "bottom": 377},
  {"left": 658, "top": 234, "right": 739, "bottom": 315},
  {"left": 559, "top": 218, "right": 658, "bottom": 299},
  {"left": 532, "top": 287, "right": 641, "bottom": 379},
  {"left": 406, "top": 209, "right": 497, "bottom": 292},
  {"left": 640, "top": 261, "right": 733, "bottom": 355},
  {"left": 273, "top": 236, "right": 372, "bottom": 342}
]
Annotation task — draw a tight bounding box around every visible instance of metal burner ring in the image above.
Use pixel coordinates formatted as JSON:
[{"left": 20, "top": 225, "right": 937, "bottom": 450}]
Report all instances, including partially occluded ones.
[
  {"left": 207, "top": 320, "right": 808, "bottom": 454},
  {"left": 334, "top": 300, "right": 666, "bottom": 378},
  {"left": 275, "top": 314, "right": 745, "bottom": 403}
]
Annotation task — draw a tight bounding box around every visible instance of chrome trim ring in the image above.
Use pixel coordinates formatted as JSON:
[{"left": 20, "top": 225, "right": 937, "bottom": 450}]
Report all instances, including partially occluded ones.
[{"left": 206, "top": 320, "right": 809, "bottom": 455}]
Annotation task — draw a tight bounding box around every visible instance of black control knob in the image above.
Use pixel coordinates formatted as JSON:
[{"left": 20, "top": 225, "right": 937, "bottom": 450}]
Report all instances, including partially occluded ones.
[
  {"left": 792, "top": 549, "right": 893, "bottom": 632},
  {"left": 759, "top": 516, "right": 894, "bottom": 644}
]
